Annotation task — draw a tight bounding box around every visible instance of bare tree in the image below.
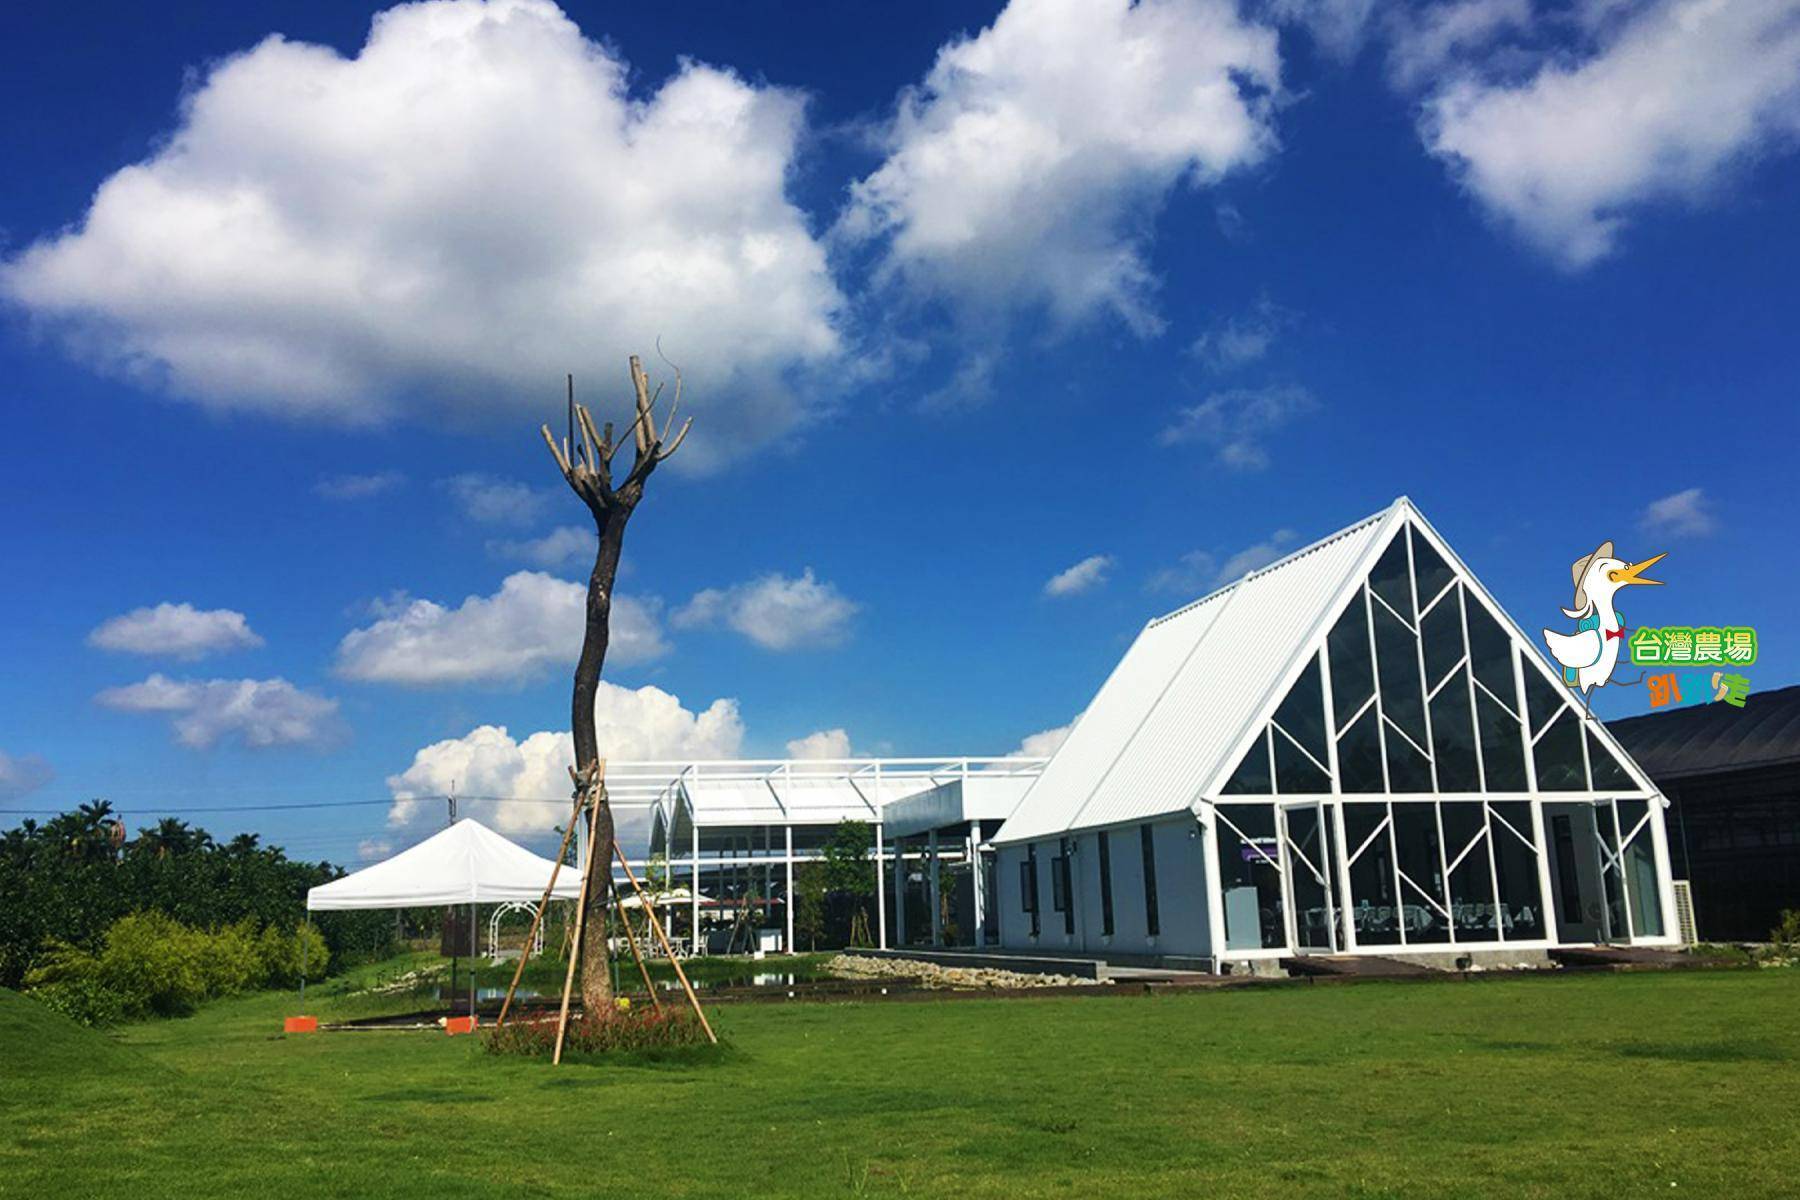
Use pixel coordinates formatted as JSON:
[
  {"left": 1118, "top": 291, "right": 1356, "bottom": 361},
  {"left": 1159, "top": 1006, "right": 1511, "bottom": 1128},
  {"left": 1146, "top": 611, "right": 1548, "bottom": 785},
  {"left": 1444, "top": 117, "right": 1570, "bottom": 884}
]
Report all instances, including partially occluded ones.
[{"left": 540, "top": 354, "right": 690, "bottom": 1015}]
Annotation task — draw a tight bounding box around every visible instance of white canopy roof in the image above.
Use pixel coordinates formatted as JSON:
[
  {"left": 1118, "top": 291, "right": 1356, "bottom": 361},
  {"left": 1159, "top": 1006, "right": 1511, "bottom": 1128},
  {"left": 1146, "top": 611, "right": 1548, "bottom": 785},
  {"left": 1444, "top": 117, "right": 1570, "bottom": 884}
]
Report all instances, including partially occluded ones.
[{"left": 306, "top": 818, "right": 581, "bottom": 910}]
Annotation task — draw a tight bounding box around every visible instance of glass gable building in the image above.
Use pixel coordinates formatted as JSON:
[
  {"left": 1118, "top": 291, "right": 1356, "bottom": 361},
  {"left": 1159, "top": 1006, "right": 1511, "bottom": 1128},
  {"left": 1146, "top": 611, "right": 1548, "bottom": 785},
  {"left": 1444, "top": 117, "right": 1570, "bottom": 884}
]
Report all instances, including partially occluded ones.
[{"left": 991, "top": 498, "right": 1678, "bottom": 968}]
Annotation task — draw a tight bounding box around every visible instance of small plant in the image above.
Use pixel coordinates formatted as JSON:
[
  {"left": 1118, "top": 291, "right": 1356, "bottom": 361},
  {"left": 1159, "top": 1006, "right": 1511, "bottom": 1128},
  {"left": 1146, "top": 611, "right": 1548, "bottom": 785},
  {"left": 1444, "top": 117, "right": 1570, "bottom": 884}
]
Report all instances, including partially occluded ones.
[{"left": 483, "top": 1007, "right": 711, "bottom": 1058}]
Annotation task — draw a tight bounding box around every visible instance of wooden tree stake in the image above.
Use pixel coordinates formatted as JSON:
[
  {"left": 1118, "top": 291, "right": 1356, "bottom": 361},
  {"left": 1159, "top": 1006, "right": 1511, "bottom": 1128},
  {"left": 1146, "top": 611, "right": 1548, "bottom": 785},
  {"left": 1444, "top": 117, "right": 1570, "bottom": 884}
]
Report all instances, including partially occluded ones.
[{"left": 613, "top": 841, "right": 715, "bottom": 1044}]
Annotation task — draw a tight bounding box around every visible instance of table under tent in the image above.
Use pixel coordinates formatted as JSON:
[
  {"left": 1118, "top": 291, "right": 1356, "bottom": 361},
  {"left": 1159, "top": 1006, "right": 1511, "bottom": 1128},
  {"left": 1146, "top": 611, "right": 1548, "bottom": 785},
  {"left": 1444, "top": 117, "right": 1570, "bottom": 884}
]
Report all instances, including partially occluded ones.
[{"left": 306, "top": 818, "right": 580, "bottom": 1016}]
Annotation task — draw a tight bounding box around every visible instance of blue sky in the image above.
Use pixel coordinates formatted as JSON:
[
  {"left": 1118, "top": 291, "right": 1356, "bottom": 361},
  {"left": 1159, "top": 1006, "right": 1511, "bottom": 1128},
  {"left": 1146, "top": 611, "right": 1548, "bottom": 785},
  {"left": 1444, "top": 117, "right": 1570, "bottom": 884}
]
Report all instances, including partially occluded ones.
[{"left": 3, "top": 0, "right": 1796, "bottom": 863}]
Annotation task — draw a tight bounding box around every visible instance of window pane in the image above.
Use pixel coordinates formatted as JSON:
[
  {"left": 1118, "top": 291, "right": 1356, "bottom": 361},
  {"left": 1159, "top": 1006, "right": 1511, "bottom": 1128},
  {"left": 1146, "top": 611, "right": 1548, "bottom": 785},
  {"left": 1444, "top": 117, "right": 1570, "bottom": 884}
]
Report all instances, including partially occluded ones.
[
  {"left": 1222, "top": 730, "right": 1273, "bottom": 794},
  {"left": 1329, "top": 590, "right": 1374, "bottom": 729},
  {"left": 1344, "top": 802, "right": 1401, "bottom": 946},
  {"left": 1465, "top": 598, "right": 1517, "bottom": 709},
  {"left": 1098, "top": 830, "right": 1114, "bottom": 937},
  {"left": 1441, "top": 802, "right": 1498, "bottom": 942},
  {"left": 1600, "top": 803, "right": 1629, "bottom": 940},
  {"left": 1522, "top": 664, "right": 1567, "bottom": 738},
  {"left": 1369, "top": 534, "right": 1414, "bottom": 624},
  {"left": 1476, "top": 687, "right": 1528, "bottom": 791},
  {"left": 1385, "top": 718, "right": 1434, "bottom": 793},
  {"left": 1392, "top": 802, "right": 1449, "bottom": 943},
  {"left": 1215, "top": 805, "right": 1282, "bottom": 950},
  {"left": 1533, "top": 710, "right": 1589, "bottom": 791},
  {"left": 1273, "top": 654, "right": 1329, "bottom": 764},
  {"left": 1429, "top": 666, "right": 1481, "bottom": 793},
  {"left": 1489, "top": 802, "right": 1545, "bottom": 941},
  {"left": 1274, "top": 728, "right": 1332, "bottom": 794},
  {"left": 1141, "top": 825, "right": 1161, "bottom": 937},
  {"left": 1374, "top": 599, "right": 1427, "bottom": 749},
  {"left": 1420, "top": 583, "right": 1465, "bottom": 692},
  {"left": 1411, "top": 527, "right": 1455, "bottom": 610},
  {"left": 1285, "top": 806, "right": 1337, "bottom": 951},
  {"left": 1338, "top": 707, "right": 1385, "bottom": 793},
  {"left": 1588, "top": 729, "right": 1634, "bottom": 790},
  {"left": 1618, "top": 799, "right": 1664, "bottom": 938}
]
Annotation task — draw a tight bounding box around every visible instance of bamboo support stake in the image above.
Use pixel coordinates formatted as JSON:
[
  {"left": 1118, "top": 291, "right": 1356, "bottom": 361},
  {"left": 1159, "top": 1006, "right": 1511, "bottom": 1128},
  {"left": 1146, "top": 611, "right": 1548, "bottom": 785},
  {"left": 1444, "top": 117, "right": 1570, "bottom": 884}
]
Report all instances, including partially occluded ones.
[
  {"left": 552, "top": 778, "right": 608, "bottom": 1064},
  {"left": 496, "top": 796, "right": 584, "bottom": 1027},
  {"left": 613, "top": 841, "right": 715, "bottom": 1044},
  {"left": 611, "top": 880, "right": 664, "bottom": 1012}
]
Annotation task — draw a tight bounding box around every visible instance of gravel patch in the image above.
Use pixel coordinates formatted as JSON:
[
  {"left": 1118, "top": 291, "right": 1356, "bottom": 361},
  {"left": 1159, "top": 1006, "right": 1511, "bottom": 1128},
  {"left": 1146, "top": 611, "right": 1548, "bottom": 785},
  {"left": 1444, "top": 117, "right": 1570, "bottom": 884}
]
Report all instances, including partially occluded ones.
[{"left": 828, "top": 954, "right": 1100, "bottom": 990}]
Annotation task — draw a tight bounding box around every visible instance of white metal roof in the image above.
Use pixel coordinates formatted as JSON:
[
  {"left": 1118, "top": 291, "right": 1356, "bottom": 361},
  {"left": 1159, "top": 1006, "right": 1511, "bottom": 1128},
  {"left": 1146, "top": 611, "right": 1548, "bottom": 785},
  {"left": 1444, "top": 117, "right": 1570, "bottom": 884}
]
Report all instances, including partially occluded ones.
[
  {"left": 881, "top": 774, "right": 1041, "bottom": 840},
  {"left": 633, "top": 758, "right": 1048, "bottom": 854},
  {"left": 993, "top": 502, "right": 1401, "bottom": 844}
]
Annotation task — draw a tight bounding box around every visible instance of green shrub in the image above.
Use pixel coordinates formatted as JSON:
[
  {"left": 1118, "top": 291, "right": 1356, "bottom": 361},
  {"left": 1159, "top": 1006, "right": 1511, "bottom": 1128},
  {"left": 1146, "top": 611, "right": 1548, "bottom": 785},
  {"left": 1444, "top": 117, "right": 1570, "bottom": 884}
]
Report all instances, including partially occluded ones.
[
  {"left": 30, "top": 975, "right": 126, "bottom": 1027},
  {"left": 24, "top": 912, "right": 329, "bottom": 1023},
  {"left": 1771, "top": 909, "right": 1800, "bottom": 949},
  {"left": 484, "top": 1006, "right": 710, "bottom": 1058},
  {"left": 256, "top": 922, "right": 329, "bottom": 986}
]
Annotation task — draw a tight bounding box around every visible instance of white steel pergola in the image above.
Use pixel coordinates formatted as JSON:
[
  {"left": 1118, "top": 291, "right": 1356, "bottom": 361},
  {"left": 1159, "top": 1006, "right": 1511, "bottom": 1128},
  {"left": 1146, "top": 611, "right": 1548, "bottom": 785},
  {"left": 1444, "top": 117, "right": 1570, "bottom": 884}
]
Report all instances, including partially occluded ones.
[{"left": 618, "top": 757, "right": 1046, "bottom": 954}]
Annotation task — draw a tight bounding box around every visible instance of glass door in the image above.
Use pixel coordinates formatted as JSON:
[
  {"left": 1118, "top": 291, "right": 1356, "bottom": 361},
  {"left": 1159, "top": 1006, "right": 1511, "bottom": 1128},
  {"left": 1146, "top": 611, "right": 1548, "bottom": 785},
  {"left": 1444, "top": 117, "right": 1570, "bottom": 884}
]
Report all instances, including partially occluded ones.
[{"left": 1282, "top": 802, "right": 1342, "bottom": 953}]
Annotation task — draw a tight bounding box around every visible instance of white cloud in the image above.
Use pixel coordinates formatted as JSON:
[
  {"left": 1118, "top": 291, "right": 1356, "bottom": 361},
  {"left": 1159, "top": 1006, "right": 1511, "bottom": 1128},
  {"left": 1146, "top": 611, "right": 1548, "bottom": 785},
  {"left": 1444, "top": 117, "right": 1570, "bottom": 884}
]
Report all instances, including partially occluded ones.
[
  {"left": 1639, "top": 486, "right": 1718, "bottom": 537},
  {"left": 96, "top": 674, "right": 341, "bottom": 749},
  {"left": 1189, "top": 296, "right": 1300, "bottom": 372},
  {"left": 1148, "top": 528, "right": 1297, "bottom": 594},
  {"left": 786, "top": 728, "right": 854, "bottom": 759},
  {"left": 1384, "top": 0, "right": 1532, "bottom": 91},
  {"left": 357, "top": 837, "right": 394, "bottom": 861},
  {"left": 1043, "top": 554, "right": 1115, "bottom": 597},
  {"left": 1267, "top": 0, "right": 1380, "bottom": 62},
  {"left": 88, "top": 602, "right": 264, "bottom": 660},
  {"left": 335, "top": 570, "right": 666, "bottom": 686},
  {"left": 1013, "top": 719, "right": 1076, "bottom": 758},
  {"left": 486, "top": 525, "right": 592, "bottom": 570},
  {"left": 0, "top": 0, "right": 844, "bottom": 463},
  {"left": 1156, "top": 384, "right": 1317, "bottom": 469},
  {"left": 672, "top": 569, "right": 858, "bottom": 651},
  {"left": 441, "top": 473, "right": 546, "bottom": 526},
  {"left": 314, "top": 470, "right": 405, "bottom": 500},
  {"left": 838, "top": 0, "right": 1281, "bottom": 337},
  {"left": 1420, "top": 0, "right": 1800, "bottom": 267},
  {"left": 385, "top": 683, "right": 744, "bottom": 841},
  {"left": 0, "top": 751, "right": 54, "bottom": 802}
]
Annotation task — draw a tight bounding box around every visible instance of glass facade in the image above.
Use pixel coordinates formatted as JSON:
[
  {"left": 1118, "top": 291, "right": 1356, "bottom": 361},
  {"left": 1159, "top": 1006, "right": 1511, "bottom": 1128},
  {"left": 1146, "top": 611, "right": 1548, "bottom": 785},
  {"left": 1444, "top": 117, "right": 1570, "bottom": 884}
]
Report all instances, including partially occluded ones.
[{"left": 1203, "top": 521, "right": 1668, "bottom": 957}]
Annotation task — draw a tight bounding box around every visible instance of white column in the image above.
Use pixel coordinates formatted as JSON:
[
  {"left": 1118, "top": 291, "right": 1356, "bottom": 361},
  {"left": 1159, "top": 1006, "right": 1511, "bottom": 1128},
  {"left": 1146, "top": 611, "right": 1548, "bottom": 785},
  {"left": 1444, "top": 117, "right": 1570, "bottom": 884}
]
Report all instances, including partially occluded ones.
[
  {"left": 928, "top": 829, "right": 942, "bottom": 946},
  {"left": 784, "top": 824, "right": 795, "bottom": 953},
  {"left": 875, "top": 822, "right": 889, "bottom": 950},
  {"left": 893, "top": 836, "right": 907, "bottom": 946},
  {"left": 690, "top": 820, "right": 701, "bottom": 957},
  {"left": 1198, "top": 807, "right": 1227, "bottom": 967},
  {"left": 970, "top": 823, "right": 985, "bottom": 949}
]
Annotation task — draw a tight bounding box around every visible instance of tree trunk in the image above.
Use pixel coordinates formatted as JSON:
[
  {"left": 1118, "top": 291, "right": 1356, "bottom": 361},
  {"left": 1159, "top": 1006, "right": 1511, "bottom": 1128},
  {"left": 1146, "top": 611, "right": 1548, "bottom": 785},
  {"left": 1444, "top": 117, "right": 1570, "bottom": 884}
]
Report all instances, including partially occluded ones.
[{"left": 575, "top": 511, "right": 627, "bottom": 1017}]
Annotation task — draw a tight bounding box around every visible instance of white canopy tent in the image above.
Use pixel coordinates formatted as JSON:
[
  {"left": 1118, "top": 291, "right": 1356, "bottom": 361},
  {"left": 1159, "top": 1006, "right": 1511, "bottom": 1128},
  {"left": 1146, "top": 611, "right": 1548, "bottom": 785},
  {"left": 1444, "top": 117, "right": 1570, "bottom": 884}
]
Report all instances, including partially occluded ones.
[
  {"left": 305, "top": 819, "right": 581, "bottom": 1015},
  {"left": 306, "top": 818, "right": 580, "bottom": 910}
]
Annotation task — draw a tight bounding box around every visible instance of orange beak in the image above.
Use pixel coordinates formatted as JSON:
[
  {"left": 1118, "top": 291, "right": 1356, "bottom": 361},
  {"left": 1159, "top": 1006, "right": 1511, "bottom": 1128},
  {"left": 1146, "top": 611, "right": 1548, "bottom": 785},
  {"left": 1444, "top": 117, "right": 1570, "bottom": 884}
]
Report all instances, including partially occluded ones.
[{"left": 1608, "top": 553, "right": 1666, "bottom": 588}]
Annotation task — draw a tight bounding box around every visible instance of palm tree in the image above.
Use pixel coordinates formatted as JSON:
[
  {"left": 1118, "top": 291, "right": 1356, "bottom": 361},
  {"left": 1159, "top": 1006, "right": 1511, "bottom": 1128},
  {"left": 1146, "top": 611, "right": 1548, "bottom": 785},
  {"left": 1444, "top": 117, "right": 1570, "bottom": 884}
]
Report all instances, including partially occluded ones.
[{"left": 135, "top": 817, "right": 196, "bottom": 860}]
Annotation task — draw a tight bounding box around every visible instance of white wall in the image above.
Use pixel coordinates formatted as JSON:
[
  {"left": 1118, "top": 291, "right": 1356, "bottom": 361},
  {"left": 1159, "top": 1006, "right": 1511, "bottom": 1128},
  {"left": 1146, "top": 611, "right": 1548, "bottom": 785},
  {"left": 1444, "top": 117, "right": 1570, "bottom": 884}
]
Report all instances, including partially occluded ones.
[{"left": 994, "top": 816, "right": 1212, "bottom": 959}]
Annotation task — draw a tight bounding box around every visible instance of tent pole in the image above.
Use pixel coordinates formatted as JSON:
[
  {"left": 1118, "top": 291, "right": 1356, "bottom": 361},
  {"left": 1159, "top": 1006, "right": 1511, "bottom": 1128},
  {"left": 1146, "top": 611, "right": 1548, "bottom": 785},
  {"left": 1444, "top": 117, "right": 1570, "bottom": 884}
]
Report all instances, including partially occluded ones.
[
  {"left": 469, "top": 901, "right": 477, "bottom": 1018},
  {"left": 300, "top": 915, "right": 308, "bottom": 1006}
]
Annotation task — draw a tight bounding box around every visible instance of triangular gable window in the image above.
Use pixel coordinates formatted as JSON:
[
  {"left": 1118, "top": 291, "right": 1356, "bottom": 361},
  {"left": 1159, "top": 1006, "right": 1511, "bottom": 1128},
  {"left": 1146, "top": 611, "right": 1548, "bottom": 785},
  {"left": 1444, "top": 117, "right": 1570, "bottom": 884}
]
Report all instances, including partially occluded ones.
[
  {"left": 1211, "top": 515, "right": 1653, "bottom": 804},
  {"left": 1221, "top": 730, "right": 1272, "bottom": 794},
  {"left": 1587, "top": 728, "right": 1634, "bottom": 789}
]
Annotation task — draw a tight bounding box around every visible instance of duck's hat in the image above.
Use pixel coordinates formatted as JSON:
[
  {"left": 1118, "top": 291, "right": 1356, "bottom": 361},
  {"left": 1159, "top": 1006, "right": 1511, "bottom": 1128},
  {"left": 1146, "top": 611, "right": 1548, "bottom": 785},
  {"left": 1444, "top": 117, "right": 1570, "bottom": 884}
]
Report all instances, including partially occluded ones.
[{"left": 1569, "top": 540, "right": 1614, "bottom": 611}]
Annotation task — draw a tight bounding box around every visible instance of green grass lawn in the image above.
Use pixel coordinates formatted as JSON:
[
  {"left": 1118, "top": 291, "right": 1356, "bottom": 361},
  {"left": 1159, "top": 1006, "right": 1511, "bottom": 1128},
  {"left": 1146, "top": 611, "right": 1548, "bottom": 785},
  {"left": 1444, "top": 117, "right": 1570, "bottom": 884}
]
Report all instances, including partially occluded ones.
[{"left": 3, "top": 963, "right": 1798, "bottom": 1198}]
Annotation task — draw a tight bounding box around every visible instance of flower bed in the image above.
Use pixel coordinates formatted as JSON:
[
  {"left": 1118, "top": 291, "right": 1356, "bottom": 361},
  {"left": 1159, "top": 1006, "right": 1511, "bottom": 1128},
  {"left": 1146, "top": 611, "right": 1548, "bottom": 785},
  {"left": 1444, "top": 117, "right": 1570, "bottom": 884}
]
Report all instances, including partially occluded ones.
[{"left": 484, "top": 1005, "right": 709, "bottom": 1057}]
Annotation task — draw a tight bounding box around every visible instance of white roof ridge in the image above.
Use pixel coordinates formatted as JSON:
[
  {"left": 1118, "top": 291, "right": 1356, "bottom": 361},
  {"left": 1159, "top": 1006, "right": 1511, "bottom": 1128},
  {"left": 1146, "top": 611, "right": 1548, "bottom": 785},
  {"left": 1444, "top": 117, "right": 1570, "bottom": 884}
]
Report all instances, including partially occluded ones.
[{"left": 1145, "top": 501, "right": 1398, "bottom": 629}]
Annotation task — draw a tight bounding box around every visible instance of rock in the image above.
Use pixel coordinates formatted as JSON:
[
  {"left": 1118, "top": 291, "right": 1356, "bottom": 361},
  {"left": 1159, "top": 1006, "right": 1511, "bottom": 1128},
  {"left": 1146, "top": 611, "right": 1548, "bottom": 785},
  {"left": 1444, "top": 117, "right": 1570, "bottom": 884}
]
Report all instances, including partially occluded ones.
[{"left": 827, "top": 954, "right": 1099, "bottom": 990}]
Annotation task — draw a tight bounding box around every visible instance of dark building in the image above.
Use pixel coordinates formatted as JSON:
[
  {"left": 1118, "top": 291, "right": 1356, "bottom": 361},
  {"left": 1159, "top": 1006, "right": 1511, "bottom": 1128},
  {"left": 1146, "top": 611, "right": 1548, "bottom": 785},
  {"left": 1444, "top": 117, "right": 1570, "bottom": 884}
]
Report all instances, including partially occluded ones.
[{"left": 1609, "top": 685, "right": 1800, "bottom": 942}]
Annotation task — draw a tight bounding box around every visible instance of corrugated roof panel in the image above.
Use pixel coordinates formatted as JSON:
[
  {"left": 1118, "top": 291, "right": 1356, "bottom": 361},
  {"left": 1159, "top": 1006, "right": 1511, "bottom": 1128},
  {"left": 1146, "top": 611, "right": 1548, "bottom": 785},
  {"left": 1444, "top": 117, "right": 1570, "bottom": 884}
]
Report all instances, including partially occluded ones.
[
  {"left": 994, "top": 504, "right": 1398, "bottom": 845},
  {"left": 993, "top": 589, "right": 1231, "bottom": 844},
  {"left": 1072, "top": 513, "right": 1390, "bottom": 833}
]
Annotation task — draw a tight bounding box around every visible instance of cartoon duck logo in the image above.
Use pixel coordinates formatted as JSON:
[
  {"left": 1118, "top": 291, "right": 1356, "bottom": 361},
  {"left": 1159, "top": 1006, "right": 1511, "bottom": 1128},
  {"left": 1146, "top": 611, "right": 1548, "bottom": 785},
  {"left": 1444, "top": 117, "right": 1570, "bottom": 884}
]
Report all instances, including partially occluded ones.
[{"left": 1542, "top": 541, "right": 1665, "bottom": 704}]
